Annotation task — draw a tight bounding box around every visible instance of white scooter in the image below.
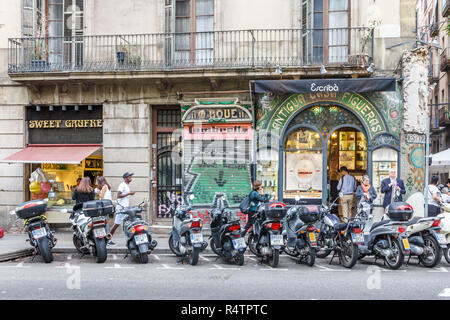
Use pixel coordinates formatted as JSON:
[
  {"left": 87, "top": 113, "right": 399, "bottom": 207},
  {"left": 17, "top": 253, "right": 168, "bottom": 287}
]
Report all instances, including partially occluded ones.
[{"left": 438, "top": 201, "right": 450, "bottom": 264}]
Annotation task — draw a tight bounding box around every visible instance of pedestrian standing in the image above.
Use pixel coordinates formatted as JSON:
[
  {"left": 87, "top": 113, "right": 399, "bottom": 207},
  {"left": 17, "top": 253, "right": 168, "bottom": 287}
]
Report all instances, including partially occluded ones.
[
  {"left": 427, "top": 176, "right": 443, "bottom": 217},
  {"left": 337, "top": 166, "right": 356, "bottom": 221},
  {"left": 97, "top": 176, "right": 114, "bottom": 245},
  {"left": 71, "top": 177, "right": 95, "bottom": 220},
  {"left": 107, "top": 172, "right": 135, "bottom": 242},
  {"left": 381, "top": 168, "right": 406, "bottom": 210},
  {"left": 356, "top": 175, "right": 377, "bottom": 213},
  {"left": 241, "top": 180, "right": 268, "bottom": 237}
]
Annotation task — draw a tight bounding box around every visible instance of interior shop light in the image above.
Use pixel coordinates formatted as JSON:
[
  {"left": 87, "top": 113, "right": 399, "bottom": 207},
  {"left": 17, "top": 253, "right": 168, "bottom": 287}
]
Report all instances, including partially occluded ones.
[
  {"left": 320, "top": 65, "right": 327, "bottom": 74},
  {"left": 74, "top": 105, "right": 79, "bottom": 111},
  {"left": 62, "top": 105, "right": 67, "bottom": 111},
  {"left": 36, "top": 105, "right": 41, "bottom": 112},
  {"left": 49, "top": 105, "right": 54, "bottom": 111}
]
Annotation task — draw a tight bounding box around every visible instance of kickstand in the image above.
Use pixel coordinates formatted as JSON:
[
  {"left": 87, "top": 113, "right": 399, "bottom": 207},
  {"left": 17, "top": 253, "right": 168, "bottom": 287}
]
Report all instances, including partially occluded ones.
[
  {"left": 31, "top": 249, "right": 38, "bottom": 262},
  {"left": 405, "top": 253, "right": 412, "bottom": 266},
  {"left": 123, "top": 252, "right": 129, "bottom": 260},
  {"left": 214, "top": 256, "right": 221, "bottom": 262}
]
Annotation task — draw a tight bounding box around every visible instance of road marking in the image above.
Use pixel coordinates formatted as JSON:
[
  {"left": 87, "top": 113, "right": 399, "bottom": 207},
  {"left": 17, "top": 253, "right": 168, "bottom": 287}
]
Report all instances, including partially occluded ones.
[
  {"left": 428, "top": 267, "right": 449, "bottom": 273},
  {"left": 1, "top": 291, "right": 6, "bottom": 294},
  {"left": 67, "top": 255, "right": 72, "bottom": 260},
  {"left": 315, "top": 264, "right": 351, "bottom": 272},
  {"left": 157, "top": 264, "right": 185, "bottom": 270},
  {"left": 152, "top": 255, "right": 160, "bottom": 261},
  {"left": 7, "top": 262, "right": 30, "bottom": 269},
  {"left": 209, "top": 264, "right": 241, "bottom": 270},
  {"left": 112, "top": 255, "right": 118, "bottom": 260},
  {"left": 200, "top": 255, "right": 210, "bottom": 262},
  {"left": 38, "top": 288, "right": 44, "bottom": 291},
  {"left": 247, "top": 257, "right": 257, "bottom": 262},
  {"left": 438, "top": 288, "right": 450, "bottom": 297},
  {"left": 105, "top": 264, "right": 135, "bottom": 269}
]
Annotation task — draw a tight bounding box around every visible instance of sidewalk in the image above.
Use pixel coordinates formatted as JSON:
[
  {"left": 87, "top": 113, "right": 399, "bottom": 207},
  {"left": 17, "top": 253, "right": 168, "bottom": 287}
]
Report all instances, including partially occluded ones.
[{"left": 0, "top": 230, "right": 185, "bottom": 261}]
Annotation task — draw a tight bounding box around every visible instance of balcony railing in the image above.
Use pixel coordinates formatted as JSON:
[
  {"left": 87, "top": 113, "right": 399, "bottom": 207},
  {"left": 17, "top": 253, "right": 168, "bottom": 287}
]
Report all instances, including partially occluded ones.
[
  {"left": 439, "top": 106, "right": 450, "bottom": 125},
  {"left": 8, "top": 28, "right": 373, "bottom": 74},
  {"left": 440, "top": 47, "right": 450, "bottom": 71},
  {"left": 429, "top": 63, "right": 440, "bottom": 82},
  {"left": 444, "top": 0, "right": 450, "bottom": 17}
]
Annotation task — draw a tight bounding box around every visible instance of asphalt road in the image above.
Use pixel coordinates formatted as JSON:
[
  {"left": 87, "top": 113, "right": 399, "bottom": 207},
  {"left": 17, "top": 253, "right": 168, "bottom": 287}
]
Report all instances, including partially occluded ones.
[{"left": 0, "top": 252, "right": 449, "bottom": 300}]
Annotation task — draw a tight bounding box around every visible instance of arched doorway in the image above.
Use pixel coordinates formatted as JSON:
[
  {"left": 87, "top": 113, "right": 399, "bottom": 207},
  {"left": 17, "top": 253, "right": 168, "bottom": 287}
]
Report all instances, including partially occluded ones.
[{"left": 280, "top": 104, "right": 369, "bottom": 205}]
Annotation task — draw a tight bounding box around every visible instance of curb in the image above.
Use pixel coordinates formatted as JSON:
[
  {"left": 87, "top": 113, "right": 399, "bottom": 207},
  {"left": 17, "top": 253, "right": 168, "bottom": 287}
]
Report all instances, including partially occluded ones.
[{"left": 0, "top": 249, "right": 34, "bottom": 262}]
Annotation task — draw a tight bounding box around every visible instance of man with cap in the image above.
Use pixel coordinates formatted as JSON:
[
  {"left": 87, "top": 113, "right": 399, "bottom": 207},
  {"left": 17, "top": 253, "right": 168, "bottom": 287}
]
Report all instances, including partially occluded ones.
[{"left": 106, "top": 172, "right": 135, "bottom": 245}]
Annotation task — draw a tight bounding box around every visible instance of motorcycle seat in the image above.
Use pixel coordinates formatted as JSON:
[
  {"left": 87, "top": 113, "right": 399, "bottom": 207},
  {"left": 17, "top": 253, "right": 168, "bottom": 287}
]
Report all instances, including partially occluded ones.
[
  {"left": 334, "top": 222, "right": 347, "bottom": 231},
  {"left": 406, "top": 217, "right": 422, "bottom": 226},
  {"left": 370, "top": 220, "right": 390, "bottom": 231}
]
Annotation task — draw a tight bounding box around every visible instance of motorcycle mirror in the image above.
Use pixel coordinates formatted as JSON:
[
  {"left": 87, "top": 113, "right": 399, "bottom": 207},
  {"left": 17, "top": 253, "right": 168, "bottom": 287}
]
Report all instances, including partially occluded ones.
[
  {"left": 9, "top": 209, "right": 16, "bottom": 215},
  {"left": 294, "top": 195, "right": 300, "bottom": 202},
  {"left": 189, "top": 194, "right": 195, "bottom": 200},
  {"left": 338, "top": 192, "right": 344, "bottom": 198}
]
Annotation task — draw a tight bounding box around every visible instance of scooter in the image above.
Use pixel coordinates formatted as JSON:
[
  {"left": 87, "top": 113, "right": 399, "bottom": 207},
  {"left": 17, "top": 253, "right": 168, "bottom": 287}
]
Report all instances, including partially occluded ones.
[
  {"left": 438, "top": 201, "right": 450, "bottom": 264},
  {"left": 209, "top": 196, "right": 246, "bottom": 266},
  {"left": 118, "top": 200, "right": 158, "bottom": 264},
  {"left": 10, "top": 199, "right": 56, "bottom": 263},
  {"left": 282, "top": 196, "right": 319, "bottom": 266},
  {"left": 355, "top": 198, "right": 411, "bottom": 269},
  {"left": 169, "top": 195, "right": 208, "bottom": 265},
  {"left": 313, "top": 193, "right": 361, "bottom": 268},
  {"left": 247, "top": 197, "right": 286, "bottom": 268},
  {"left": 70, "top": 199, "right": 112, "bottom": 263}
]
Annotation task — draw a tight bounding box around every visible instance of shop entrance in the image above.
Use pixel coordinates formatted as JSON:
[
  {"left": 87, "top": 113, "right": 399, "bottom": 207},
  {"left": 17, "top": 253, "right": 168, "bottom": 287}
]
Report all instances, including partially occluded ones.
[
  {"left": 281, "top": 105, "right": 368, "bottom": 205},
  {"left": 327, "top": 127, "right": 367, "bottom": 214}
]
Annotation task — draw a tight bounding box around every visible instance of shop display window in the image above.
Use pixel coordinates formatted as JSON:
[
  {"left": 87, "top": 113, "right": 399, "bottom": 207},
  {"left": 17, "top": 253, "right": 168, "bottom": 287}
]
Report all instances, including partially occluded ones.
[
  {"left": 284, "top": 128, "right": 323, "bottom": 199},
  {"left": 29, "top": 155, "right": 103, "bottom": 209},
  {"left": 372, "top": 148, "right": 398, "bottom": 206},
  {"left": 257, "top": 148, "right": 279, "bottom": 200}
]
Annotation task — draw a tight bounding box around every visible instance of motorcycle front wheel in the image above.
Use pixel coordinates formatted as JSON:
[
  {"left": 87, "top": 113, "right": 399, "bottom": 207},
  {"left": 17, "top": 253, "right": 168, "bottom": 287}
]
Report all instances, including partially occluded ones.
[
  {"left": 247, "top": 232, "right": 262, "bottom": 257},
  {"left": 93, "top": 237, "right": 107, "bottom": 263},
  {"left": 316, "top": 233, "right": 332, "bottom": 259},
  {"left": 37, "top": 236, "right": 53, "bottom": 263},
  {"left": 168, "top": 234, "right": 183, "bottom": 257},
  {"left": 235, "top": 251, "right": 245, "bottom": 266},
  {"left": 210, "top": 239, "right": 221, "bottom": 256},
  {"left": 384, "top": 237, "right": 404, "bottom": 270},
  {"left": 419, "top": 235, "right": 442, "bottom": 268},
  {"left": 338, "top": 235, "right": 358, "bottom": 268},
  {"left": 303, "top": 243, "right": 316, "bottom": 267},
  {"left": 444, "top": 244, "right": 450, "bottom": 264}
]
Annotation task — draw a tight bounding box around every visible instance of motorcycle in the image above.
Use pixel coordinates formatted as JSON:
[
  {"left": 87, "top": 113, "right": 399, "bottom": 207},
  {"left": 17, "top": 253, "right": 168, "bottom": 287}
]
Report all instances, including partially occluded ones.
[
  {"left": 10, "top": 199, "right": 56, "bottom": 263},
  {"left": 313, "top": 194, "right": 361, "bottom": 268},
  {"left": 118, "top": 200, "right": 158, "bottom": 264},
  {"left": 282, "top": 196, "right": 319, "bottom": 266},
  {"left": 70, "top": 199, "right": 112, "bottom": 263},
  {"left": 169, "top": 195, "right": 208, "bottom": 265},
  {"left": 438, "top": 201, "right": 450, "bottom": 264},
  {"left": 247, "top": 197, "right": 286, "bottom": 268},
  {"left": 209, "top": 196, "right": 246, "bottom": 266},
  {"left": 356, "top": 198, "right": 411, "bottom": 269}
]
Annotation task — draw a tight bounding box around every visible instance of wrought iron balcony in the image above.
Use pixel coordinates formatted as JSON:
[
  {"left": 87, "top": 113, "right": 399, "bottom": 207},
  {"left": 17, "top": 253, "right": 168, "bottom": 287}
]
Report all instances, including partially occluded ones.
[
  {"left": 440, "top": 47, "right": 450, "bottom": 71},
  {"left": 439, "top": 105, "right": 450, "bottom": 126},
  {"left": 444, "top": 0, "right": 450, "bottom": 17},
  {"left": 8, "top": 28, "right": 373, "bottom": 76}
]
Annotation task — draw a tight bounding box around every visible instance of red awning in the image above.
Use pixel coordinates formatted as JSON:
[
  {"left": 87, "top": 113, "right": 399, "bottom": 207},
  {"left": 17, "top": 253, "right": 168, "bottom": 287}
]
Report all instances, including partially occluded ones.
[{"left": 1, "top": 144, "right": 102, "bottom": 164}]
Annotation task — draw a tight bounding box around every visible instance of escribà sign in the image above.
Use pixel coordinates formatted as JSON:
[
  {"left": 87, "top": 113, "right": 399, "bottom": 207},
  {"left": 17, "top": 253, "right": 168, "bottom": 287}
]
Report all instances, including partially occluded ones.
[{"left": 28, "top": 119, "right": 103, "bottom": 129}]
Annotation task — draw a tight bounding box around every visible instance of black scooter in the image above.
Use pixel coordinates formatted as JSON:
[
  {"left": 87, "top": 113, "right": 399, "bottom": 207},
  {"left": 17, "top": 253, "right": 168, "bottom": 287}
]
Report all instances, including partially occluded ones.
[
  {"left": 11, "top": 199, "right": 56, "bottom": 263},
  {"left": 119, "top": 200, "right": 158, "bottom": 264},
  {"left": 209, "top": 196, "right": 246, "bottom": 266}
]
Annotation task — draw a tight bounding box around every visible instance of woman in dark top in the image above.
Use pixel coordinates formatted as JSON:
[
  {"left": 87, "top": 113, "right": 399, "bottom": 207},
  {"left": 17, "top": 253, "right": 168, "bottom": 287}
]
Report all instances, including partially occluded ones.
[
  {"left": 71, "top": 177, "right": 95, "bottom": 217},
  {"left": 355, "top": 175, "right": 377, "bottom": 212},
  {"left": 241, "top": 180, "right": 268, "bottom": 237}
]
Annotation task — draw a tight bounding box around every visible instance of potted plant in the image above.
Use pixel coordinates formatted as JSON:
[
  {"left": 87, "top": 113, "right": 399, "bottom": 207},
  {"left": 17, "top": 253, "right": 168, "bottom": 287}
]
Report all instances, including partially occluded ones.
[
  {"left": 30, "top": 42, "right": 49, "bottom": 71},
  {"left": 129, "top": 54, "right": 142, "bottom": 68}
]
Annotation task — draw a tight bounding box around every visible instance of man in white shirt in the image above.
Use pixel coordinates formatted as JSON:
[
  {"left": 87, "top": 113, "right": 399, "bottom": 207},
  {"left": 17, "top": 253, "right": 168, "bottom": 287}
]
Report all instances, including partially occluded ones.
[{"left": 107, "top": 172, "right": 135, "bottom": 245}]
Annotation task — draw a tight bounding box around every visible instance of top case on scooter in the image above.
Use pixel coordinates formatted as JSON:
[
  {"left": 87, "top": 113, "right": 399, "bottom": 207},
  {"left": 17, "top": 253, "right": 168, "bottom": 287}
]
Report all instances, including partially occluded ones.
[
  {"left": 387, "top": 202, "right": 413, "bottom": 221},
  {"left": 15, "top": 200, "right": 47, "bottom": 219},
  {"left": 83, "top": 200, "right": 113, "bottom": 217}
]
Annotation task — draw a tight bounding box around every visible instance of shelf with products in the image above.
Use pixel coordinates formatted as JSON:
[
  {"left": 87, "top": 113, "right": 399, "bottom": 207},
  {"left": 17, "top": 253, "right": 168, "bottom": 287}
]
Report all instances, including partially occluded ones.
[{"left": 335, "top": 129, "right": 367, "bottom": 172}]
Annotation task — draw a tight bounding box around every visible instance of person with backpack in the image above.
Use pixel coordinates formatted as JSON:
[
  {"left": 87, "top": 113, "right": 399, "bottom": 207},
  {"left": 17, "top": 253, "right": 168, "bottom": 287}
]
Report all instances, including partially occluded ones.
[{"left": 240, "top": 180, "right": 268, "bottom": 237}]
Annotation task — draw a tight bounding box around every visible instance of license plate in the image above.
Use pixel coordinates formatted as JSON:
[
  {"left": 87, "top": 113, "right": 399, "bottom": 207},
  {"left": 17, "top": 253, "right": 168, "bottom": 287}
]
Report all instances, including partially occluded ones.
[
  {"left": 134, "top": 233, "right": 148, "bottom": 245},
  {"left": 351, "top": 233, "right": 364, "bottom": 244},
  {"left": 308, "top": 232, "right": 316, "bottom": 243},
  {"left": 32, "top": 228, "right": 47, "bottom": 239},
  {"left": 270, "top": 235, "right": 284, "bottom": 246},
  {"left": 232, "top": 237, "right": 246, "bottom": 249},
  {"left": 437, "top": 234, "right": 448, "bottom": 245},
  {"left": 93, "top": 228, "right": 106, "bottom": 238},
  {"left": 190, "top": 233, "right": 203, "bottom": 244},
  {"left": 402, "top": 238, "right": 410, "bottom": 250}
]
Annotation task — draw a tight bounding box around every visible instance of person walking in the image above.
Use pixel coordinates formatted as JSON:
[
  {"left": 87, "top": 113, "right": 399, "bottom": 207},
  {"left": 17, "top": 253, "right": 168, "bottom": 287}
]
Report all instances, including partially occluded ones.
[
  {"left": 97, "top": 176, "right": 114, "bottom": 245},
  {"left": 356, "top": 175, "right": 377, "bottom": 213},
  {"left": 71, "top": 176, "right": 95, "bottom": 220},
  {"left": 427, "top": 176, "right": 443, "bottom": 217},
  {"left": 381, "top": 168, "right": 406, "bottom": 210},
  {"left": 107, "top": 172, "right": 135, "bottom": 241},
  {"left": 337, "top": 166, "right": 356, "bottom": 221},
  {"left": 241, "top": 180, "right": 268, "bottom": 237}
]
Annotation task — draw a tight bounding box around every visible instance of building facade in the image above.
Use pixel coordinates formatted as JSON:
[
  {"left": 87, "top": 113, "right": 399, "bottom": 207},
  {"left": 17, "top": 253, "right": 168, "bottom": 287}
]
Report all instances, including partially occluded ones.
[
  {"left": 417, "top": 0, "right": 450, "bottom": 183},
  {"left": 0, "top": 0, "right": 418, "bottom": 229}
]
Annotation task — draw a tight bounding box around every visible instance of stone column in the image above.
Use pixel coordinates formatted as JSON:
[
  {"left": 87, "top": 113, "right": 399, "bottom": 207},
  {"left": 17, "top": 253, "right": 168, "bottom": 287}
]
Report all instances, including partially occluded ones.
[{"left": 400, "top": 47, "right": 429, "bottom": 214}]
